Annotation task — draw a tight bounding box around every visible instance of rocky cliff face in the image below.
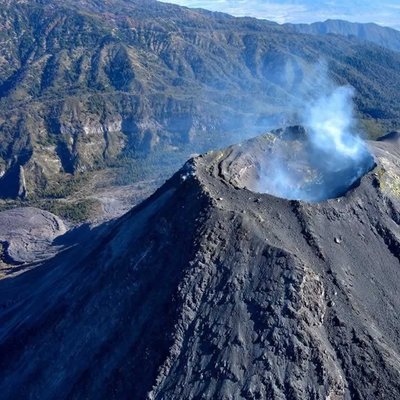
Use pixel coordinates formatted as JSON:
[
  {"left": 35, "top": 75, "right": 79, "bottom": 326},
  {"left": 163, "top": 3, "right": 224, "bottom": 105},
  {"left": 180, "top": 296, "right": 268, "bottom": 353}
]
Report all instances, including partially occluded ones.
[
  {"left": 0, "top": 130, "right": 399, "bottom": 399},
  {"left": 1, "top": 0, "right": 400, "bottom": 198}
]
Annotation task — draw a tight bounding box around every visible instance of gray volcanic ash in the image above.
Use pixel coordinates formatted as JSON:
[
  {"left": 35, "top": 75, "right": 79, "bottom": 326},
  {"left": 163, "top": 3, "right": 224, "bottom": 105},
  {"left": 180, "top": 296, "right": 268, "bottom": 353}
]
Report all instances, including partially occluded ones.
[{"left": 0, "top": 129, "right": 399, "bottom": 399}]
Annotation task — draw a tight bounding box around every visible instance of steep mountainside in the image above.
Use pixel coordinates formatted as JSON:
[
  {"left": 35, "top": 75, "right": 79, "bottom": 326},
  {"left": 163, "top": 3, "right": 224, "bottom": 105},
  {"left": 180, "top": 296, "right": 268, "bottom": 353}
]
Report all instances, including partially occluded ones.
[
  {"left": 0, "top": 129, "right": 399, "bottom": 399},
  {"left": 287, "top": 19, "right": 400, "bottom": 52},
  {"left": 0, "top": 0, "right": 400, "bottom": 202}
]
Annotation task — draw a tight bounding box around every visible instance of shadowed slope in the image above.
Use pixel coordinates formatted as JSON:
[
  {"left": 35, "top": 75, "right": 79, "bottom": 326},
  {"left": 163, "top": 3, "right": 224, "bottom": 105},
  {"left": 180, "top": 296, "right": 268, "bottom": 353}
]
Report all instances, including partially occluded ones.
[{"left": 0, "top": 132, "right": 399, "bottom": 399}]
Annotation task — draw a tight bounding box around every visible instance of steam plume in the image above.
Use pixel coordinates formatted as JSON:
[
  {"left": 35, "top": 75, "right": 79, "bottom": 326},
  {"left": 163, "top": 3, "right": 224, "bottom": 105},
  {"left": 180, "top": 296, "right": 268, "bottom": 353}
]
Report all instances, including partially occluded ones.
[
  {"left": 258, "top": 63, "right": 375, "bottom": 202},
  {"left": 306, "top": 86, "right": 365, "bottom": 160}
]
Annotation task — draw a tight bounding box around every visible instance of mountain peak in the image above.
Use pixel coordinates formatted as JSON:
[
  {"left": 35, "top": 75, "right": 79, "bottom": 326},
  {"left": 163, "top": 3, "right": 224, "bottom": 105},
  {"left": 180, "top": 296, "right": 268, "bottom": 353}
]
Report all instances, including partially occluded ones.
[
  {"left": 288, "top": 18, "right": 400, "bottom": 52},
  {"left": 1, "top": 130, "right": 399, "bottom": 398}
]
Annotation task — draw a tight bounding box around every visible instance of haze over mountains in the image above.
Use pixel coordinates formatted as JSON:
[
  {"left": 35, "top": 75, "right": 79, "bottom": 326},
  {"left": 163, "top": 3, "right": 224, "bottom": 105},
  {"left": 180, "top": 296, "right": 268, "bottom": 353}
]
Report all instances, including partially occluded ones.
[
  {"left": 286, "top": 19, "right": 400, "bottom": 53},
  {"left": 160, "top": 0, "right": 400, "bottom": 30},
  {"left": 0, "top": 0, "right": 400, "bottom": 222}
]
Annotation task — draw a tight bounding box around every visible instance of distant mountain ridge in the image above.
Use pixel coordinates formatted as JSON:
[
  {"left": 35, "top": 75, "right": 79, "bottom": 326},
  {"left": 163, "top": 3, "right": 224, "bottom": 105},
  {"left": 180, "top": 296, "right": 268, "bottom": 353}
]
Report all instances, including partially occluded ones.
[
  {"left": 0, "top": 0, "right": 400, "bottom": 207},
  {"left": 287, "top": 19, "right": 400, "bottom": 52}
]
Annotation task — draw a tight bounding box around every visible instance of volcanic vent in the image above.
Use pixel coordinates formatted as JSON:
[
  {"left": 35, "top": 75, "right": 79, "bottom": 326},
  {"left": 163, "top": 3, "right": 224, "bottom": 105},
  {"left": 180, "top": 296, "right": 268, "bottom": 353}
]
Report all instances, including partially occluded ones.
[{"left": 221, "top": 126, "right": 375, "bottom": 202}]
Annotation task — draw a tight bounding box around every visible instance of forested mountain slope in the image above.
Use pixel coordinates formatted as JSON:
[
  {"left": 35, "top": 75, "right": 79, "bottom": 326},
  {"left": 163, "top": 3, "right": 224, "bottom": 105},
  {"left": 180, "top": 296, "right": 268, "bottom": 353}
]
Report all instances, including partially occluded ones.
[{"left": 0, "top": 0, "right": 399, "bottom": 203}]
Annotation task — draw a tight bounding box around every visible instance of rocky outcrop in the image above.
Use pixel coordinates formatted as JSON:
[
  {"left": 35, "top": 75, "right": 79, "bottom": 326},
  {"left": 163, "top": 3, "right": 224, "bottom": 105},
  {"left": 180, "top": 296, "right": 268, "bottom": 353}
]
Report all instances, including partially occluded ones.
[
  {"left": 0, "top": 131, "right": 399, "bottom": 399},
  {"left": 17, "top": 165, "right": 27, "bottom": 199},
  {"left": 0, "top": 163, "right": 30, "bottom": 199}
]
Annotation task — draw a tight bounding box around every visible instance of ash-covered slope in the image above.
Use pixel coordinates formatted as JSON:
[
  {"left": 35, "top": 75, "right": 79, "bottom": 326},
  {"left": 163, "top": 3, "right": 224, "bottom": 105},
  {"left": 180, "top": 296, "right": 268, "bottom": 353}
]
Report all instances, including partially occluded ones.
[
  {"left": 0, "top": 129, "right": 400, "bottom": 399},
  {"left": 0, "top": 207, "right": 66, "bottom": 266}
]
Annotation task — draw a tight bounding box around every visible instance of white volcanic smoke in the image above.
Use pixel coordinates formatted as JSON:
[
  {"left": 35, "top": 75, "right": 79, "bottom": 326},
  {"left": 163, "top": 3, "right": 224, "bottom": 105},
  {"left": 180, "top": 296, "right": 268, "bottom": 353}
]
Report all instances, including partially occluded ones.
[
  {"left": 307, "top": 86, "right": 366, "bottom": 160},
  {"left": 258, "top": 68, "right": 375, "bottom": 201}
]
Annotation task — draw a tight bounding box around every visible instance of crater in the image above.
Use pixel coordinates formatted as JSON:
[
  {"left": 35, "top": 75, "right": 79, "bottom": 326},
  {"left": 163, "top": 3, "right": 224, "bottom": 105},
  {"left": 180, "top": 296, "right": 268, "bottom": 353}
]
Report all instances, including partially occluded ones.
[{"left": 220, "top": 126, "right": 375, "bottom": 202}]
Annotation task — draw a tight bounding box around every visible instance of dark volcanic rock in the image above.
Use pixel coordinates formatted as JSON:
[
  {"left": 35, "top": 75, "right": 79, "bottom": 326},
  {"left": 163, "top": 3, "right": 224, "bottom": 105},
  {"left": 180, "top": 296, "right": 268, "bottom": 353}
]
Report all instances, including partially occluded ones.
[
  {"left": 377, "top": 131, "right": 400, "bottom": 144},
  {"left": 0, "top": 133, "right": 399, "bottom": 399}
]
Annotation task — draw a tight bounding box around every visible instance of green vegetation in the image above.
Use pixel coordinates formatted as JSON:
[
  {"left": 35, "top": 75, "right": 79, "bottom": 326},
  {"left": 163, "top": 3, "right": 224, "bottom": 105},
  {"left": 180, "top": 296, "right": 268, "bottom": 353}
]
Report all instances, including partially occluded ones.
[
  {"left": 37, "top": 175, "right": 89, "bottom": 199},
  {"left": 360, "top": 119, "right": 388, "bottom": 140},
  {"left": 0, "top": 197, "right": 102, "bottom": 224},
  {"left": 112, "top": 148, "right": 192, "bottom": 186},
  {"left": 0, "top": 0, "right": 400, "bottom": 212},
  {"left": 38, "top": 199, "right": 102, "bottom": 223}
]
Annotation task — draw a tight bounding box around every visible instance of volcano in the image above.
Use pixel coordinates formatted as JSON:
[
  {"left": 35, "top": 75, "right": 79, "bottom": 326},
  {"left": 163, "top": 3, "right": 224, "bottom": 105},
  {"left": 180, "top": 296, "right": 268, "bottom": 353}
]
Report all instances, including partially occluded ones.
[
  {"left": 220, "top": 126, "right": 375, "bottom": 202},
  {"left": 0, "top": 130, "right": 399, "bottom": 399}
]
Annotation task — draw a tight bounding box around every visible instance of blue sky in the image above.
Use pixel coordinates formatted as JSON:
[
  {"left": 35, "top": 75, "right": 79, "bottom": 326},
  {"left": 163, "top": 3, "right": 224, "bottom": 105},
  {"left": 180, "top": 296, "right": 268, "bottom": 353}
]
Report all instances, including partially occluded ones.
[{"left": 159, "top": 0, "right": 400, "bottom": 29}]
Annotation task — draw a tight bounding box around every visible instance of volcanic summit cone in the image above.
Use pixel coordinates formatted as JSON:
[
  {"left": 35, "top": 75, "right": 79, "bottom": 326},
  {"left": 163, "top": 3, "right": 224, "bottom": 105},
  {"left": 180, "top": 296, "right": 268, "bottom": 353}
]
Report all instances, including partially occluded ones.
[{"left": 0, "top": 128, "right": 400, "bottom": 399}]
